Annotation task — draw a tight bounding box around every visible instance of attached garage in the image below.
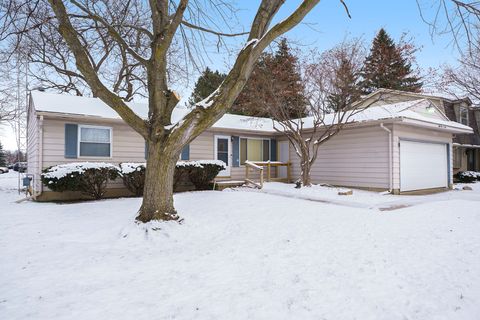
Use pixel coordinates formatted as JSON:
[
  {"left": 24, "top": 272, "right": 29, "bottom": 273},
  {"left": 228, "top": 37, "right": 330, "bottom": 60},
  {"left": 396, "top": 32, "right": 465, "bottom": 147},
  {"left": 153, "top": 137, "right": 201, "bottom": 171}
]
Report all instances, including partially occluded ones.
[{"left": 399, "top": 140, "right": 449, "bottom": 192}]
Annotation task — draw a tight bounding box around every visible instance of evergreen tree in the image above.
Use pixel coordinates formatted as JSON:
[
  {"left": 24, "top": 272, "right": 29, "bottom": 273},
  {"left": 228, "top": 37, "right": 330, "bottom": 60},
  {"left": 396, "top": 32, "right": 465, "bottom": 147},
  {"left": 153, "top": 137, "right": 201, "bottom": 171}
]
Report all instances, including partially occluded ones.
[
  {"left": 232, "top": 38, "right": 307, "bottom": 118},
  {"left": 0, "top": 142, "right": 6, "bottom": 166},
  {"left": 360, "top": 29, "right": 422, "bottom": 94},
  {"left": 327, "top": 56, "right": 362, "bottom": 111},
  {"left": 188, "top": 68, "right": 226, "bottom": 106}
]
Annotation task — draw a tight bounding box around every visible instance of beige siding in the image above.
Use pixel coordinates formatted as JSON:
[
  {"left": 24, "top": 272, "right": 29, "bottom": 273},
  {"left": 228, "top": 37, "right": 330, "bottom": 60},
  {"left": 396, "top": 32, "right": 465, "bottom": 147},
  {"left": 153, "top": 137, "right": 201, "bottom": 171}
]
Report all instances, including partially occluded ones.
[
  {"left": 392, "top": 124, "right": 453, "bottom": 190},
  {"left": 42, "top": 118, "right": 145, "bottom": 190},
  {"left": 27, "top": 103, "right": 41, "bottom": 194},
  {"left": 289, "top": 125, "right": 390, "bottom": 189},
  {"left": 40, "top": 117, "right": 275, "bottom": 193},
  {"left": 42, "top": 118, "right": 145, "bottom": 168},
  {"left": 189, "top": 130, "right": 274, "bottom": 180}
]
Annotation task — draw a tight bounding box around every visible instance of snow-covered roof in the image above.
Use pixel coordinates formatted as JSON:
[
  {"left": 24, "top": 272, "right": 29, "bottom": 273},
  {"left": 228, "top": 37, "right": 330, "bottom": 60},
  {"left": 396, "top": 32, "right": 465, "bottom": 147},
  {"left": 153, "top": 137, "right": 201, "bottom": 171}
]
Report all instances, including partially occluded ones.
[
  {"left": 31, "top": 91, "right": 275, "bottom": 132},
  {"left": 297, "top": 99, "right": 472, "bottom": 132},
  {"left": 31, "top": 91, "right": 471, "bottom": 134},
  {"left": 420, "top": 91, "right": 470, "bottom": 102}
]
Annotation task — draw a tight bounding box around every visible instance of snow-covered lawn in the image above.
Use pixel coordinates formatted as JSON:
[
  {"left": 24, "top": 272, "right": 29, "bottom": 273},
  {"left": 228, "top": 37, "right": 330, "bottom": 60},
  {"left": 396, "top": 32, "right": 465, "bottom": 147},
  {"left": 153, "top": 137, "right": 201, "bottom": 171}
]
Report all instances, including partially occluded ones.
[{"left": 1, "top": 171, "right": 480, "bottom": 319}]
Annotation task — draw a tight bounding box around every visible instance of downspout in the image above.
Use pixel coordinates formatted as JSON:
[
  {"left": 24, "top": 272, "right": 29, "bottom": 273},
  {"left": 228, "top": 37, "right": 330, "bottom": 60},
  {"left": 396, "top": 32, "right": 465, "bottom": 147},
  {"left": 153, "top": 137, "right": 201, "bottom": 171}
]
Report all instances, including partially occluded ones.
[
  {"left": 37, "top": 115, "right": 44, "bottom": 199},
  {"left": 380, "top": 123, "right": 393, "bottom": 192}
]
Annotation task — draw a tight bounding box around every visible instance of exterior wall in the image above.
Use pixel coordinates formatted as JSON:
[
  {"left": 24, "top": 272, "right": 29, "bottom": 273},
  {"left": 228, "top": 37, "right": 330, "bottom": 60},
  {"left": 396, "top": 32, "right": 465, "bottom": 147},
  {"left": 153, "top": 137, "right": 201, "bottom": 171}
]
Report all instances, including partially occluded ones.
[
  {"left": 26, "top": 103, "right": 41, "bottom": 195},
  {"left": 289, "top": 125, "right": 390, "bottom": 189},
  {"left": 37, "top": 116, "right": 275, "bottom": 199},
  {"left": 391, "top": 124, "right": 453, "bottom": 192},
  {"left": 189, "top": 130, "right": 275, "bottom": 181},
  {"left": 40, "top": 117, "right": 145, "bottom": 194}
]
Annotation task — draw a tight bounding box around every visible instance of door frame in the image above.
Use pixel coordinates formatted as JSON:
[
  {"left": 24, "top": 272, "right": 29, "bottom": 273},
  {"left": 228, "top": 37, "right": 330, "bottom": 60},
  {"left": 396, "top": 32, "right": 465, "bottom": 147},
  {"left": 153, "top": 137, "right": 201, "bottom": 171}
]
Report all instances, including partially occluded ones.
[
  {"left": 278, "top": 140, "right": 289, "bottom": 178},
  {"left": 214, "top": 135, "right": 231, "bottom": 177}
]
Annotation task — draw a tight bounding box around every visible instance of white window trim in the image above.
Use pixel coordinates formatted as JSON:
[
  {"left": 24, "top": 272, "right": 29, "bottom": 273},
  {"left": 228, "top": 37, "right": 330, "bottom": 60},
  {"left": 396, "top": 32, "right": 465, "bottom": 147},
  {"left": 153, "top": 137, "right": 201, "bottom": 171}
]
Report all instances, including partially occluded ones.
[
  {"left": 239, "top": 136, "right": 271, "bottom": 166},
  {"left": 459, "top": 106, "right": 469, "bottom": 125},
  {"left": 77, "top": 124, "right": 113, "bottom": 158}
]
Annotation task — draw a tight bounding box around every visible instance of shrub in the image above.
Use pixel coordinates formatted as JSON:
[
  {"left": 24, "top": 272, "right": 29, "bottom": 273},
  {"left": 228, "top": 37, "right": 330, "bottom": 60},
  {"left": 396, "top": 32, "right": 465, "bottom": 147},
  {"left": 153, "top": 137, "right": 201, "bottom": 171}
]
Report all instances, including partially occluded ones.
[
  {"left": 174, "top": 165, "right": 191, "bottom": 191},
  {"left": 118, "top": 160, "right": 226, "bottom": 193},
  {"left": 119, "top": 163, "right": 146, "bottom": 196},
  {"left": 185, "top": 160, "right": 226, "bottom": 190},
  {"left": 455, "top": 171, "right": 480, "bottom": 183},
  {"left": 42, "top": 162, "right": 120, "bottom": 199}
]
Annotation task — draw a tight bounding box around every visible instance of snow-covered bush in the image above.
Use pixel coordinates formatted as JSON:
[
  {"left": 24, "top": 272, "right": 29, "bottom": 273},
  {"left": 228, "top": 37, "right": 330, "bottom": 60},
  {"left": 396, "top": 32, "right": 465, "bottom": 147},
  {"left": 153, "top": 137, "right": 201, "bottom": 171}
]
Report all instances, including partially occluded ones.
[
  {"left": 118, "top": 160, "right": 226, "bottom": 193},
  {"left": 119, "top": 163, "right": 146, "bottom": 196},
  {"left": 42, "top": 162, "right": 120, "bottom": 199},
  {"left": 455, "top": 171, "right": 480, "bottom": 183},
  {"left": 186, "top": 160, "right": 226, "bottom": 190}
]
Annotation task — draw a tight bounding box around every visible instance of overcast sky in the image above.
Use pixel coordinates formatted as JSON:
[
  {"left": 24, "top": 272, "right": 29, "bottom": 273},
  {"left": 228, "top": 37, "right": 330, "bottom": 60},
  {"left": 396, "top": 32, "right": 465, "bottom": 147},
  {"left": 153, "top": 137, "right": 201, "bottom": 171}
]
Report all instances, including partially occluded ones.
[{"left": 0, "top": 0, "right": 460, "bottom": 151}]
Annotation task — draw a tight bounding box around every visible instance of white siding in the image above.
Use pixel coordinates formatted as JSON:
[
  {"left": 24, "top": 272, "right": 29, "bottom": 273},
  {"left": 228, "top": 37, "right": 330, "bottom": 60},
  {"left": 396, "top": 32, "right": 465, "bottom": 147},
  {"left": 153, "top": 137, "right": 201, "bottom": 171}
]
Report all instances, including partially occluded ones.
[
  {"left": 392, "top": 124, "right": 453, "bottom": 191},
  {"left": 26, "top": 103, "right": 41, "bottom": 195},
  {"left": 289, "top": 125, "right": 390, "bottom": 189}
]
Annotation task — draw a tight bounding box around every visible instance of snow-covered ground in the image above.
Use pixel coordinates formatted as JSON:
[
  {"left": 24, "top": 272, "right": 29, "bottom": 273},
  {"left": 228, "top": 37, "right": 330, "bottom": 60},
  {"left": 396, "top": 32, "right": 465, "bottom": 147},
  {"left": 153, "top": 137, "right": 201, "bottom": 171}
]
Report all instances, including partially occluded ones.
[{"left": 1, "top": 170, "right": 480, "bottom": 319}]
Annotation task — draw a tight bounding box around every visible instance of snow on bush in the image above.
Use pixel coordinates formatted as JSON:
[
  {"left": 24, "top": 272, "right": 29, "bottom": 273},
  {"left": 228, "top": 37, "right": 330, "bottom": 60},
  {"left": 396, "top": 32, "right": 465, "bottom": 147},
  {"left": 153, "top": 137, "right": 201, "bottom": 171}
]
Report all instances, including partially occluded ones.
[
  {"left": 176, "top": 160, "right": 226, "bottom": 169},
  {"left": 42, "top": 162, "right": 120, "bottom": 199},
  {"left": 119, "top": 163, "right": 146, "bottom": 196},
  {"left": 455, "top": 171, "right": 480, "bottom": 183},
  {"left": 460, "top": 171, "right": 480, "bottom": 179},
  {"left": 119, "top": 162, "right": 146, "bottom": 175},
  {"left": 187, "top": 161, "right": 225, "bottom": 190},
  {"left": 42, "top": 160, "right": 227, "bottom": 199},
  {"left": 119, "top": 160, "right": 227, "bottom": 194}
]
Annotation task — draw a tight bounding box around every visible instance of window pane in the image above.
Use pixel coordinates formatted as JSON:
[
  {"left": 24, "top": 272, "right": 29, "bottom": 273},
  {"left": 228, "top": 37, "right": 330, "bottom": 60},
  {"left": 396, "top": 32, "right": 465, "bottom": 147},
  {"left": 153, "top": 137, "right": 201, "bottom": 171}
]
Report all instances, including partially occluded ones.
[
  {"left": 81, "top": 127, "right": 110, "bottom": 143},
  {"left": 217, "top": 152, "right": 228, "bottom": 166},
  {"left": 247, "top": 139, "right": 262, "bottom": 162},
  {"left": 80, "top": 142, "right": 110, "bottom": 157},
  {"left": 263, "top": 140, "right": 270, "bottom": 161},
  {"left": 240, "top": 138, "right": 247, "bottom": 165},
  {"left": 217, "top": 138, "right": 229, "bottom": 166},
  {"left": 217, "top": 138, "right": 228, "bottom": 152}
]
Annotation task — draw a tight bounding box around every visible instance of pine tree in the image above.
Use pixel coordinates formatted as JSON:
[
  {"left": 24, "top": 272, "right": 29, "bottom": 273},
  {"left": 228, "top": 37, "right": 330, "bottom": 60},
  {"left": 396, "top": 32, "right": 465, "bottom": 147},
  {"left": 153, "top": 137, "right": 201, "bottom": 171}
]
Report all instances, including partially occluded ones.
[
  {"left": 232, "top": 38, "right": 307, "bottom": 118},
  {"left": 327, "top": 56, "right": 362, "bottom": 111},
  {"left": 0, "top": 142, "right": 6, "bottom": 166},
  {"left": 188, "top": 67, "right": 226, "bottom": 106},
  {"left": 360, "top": 29, "right": 422, "bottom": 94}
]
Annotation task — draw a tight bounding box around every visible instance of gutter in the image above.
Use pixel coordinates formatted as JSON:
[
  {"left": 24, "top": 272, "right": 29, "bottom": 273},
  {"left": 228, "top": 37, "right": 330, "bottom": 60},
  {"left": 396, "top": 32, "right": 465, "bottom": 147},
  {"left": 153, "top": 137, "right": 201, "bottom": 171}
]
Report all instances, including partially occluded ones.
[
  {"left": 379, "top": 123, "right": 393, "bottom": 192},
  {"left": 453, "top": 143, "right": 480, "bottom": 149}
]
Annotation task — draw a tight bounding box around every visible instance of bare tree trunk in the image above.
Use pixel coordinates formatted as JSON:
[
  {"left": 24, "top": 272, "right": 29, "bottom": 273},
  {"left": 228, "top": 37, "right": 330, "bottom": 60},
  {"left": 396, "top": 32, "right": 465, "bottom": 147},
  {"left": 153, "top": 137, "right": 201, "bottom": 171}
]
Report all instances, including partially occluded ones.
[
  {"left": 300, "top": 156, "right": 312, "bottom": 187},
  {"left": 136, "top": 140, "right": 179, "bottom": 222}
]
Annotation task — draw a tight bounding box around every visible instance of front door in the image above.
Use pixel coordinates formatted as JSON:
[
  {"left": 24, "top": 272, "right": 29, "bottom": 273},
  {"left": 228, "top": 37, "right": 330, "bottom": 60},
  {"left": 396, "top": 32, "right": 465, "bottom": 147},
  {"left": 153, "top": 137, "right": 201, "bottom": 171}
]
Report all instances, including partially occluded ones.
[
  {"left": 467, "top": 149, "right": 476, "bottom": 171},
  {"left": 215, "top": 135, "right": 231, "bottom": 177},
  {"left": 278, "top": 141, "right": 289, "bottom": 178}
]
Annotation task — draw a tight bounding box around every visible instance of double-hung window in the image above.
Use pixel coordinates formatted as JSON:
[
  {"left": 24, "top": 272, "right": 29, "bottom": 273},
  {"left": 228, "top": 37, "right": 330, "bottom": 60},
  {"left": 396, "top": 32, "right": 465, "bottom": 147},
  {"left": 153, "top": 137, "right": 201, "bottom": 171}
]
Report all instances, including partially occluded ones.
[
  {"left": 240, "top": 138, "right": 270, "bottom": 165},
  {"left": 78, "top": 125, "right": 112, "bottom": 157},
  {"left": 459, "top": 106, "right": 469, "bottom": 125}
]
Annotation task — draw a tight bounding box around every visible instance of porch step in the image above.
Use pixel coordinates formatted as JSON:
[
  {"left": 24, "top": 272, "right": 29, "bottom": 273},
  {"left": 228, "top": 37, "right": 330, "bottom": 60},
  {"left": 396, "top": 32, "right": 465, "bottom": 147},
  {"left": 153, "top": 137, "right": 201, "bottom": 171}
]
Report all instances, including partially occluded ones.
[{"left": 214, "top": 180, "right": 246, "bottom": 190}]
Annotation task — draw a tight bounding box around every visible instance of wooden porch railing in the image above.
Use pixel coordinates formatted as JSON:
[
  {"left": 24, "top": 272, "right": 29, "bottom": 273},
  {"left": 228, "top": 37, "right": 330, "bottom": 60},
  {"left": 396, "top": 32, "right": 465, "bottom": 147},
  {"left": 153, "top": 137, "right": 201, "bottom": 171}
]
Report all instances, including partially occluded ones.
[
  {"left": 245, "top": 161, "right": 264, "bottom": 188},
  {"left": 245, "top": 160, "right": 291, "bottom": 189}
]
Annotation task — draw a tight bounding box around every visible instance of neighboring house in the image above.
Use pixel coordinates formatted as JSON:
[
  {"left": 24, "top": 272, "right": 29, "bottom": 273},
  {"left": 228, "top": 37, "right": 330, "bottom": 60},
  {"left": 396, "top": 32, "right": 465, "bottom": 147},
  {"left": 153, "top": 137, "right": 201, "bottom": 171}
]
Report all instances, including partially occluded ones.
[
  {"left": 27, "top": 91, "right": 472, "bottom": 201},
  {"left": 354, "top": 88, "right": 480, "bottom": 174}
]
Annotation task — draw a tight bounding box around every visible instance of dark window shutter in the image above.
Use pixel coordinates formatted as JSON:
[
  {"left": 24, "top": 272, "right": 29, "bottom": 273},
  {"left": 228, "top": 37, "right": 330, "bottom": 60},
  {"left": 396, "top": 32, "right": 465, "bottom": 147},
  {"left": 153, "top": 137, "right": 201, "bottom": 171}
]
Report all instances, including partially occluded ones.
[
  {"left": 181, "top": 144, "right": 190, "bottom": 160},
  {"left": 64, "top": 124, "right": 78, "bottom": 158},
  {"left": 232, "top": 136, "right": 240, "bottom": 167},
  {"left": 270, "top": 138, "right": 277, "bottom": 161},
  {"left": 145, "top": 141, "right": 148, "bottom": 159}
]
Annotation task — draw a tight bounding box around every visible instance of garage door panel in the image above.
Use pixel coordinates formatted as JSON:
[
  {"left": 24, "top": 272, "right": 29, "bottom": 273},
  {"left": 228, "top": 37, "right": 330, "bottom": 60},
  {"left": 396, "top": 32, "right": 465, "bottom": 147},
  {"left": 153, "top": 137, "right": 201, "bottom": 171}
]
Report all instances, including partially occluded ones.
[{"left": 400, "top": 140, "right": 448, "bottom": 192}]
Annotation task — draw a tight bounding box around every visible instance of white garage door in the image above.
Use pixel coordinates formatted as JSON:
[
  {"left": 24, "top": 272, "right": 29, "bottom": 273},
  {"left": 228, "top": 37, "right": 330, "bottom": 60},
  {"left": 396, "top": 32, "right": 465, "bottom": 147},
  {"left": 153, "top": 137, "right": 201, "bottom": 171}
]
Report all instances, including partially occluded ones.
[{"left": 400, "top": 140, "right": 448, "bottom": 192}]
